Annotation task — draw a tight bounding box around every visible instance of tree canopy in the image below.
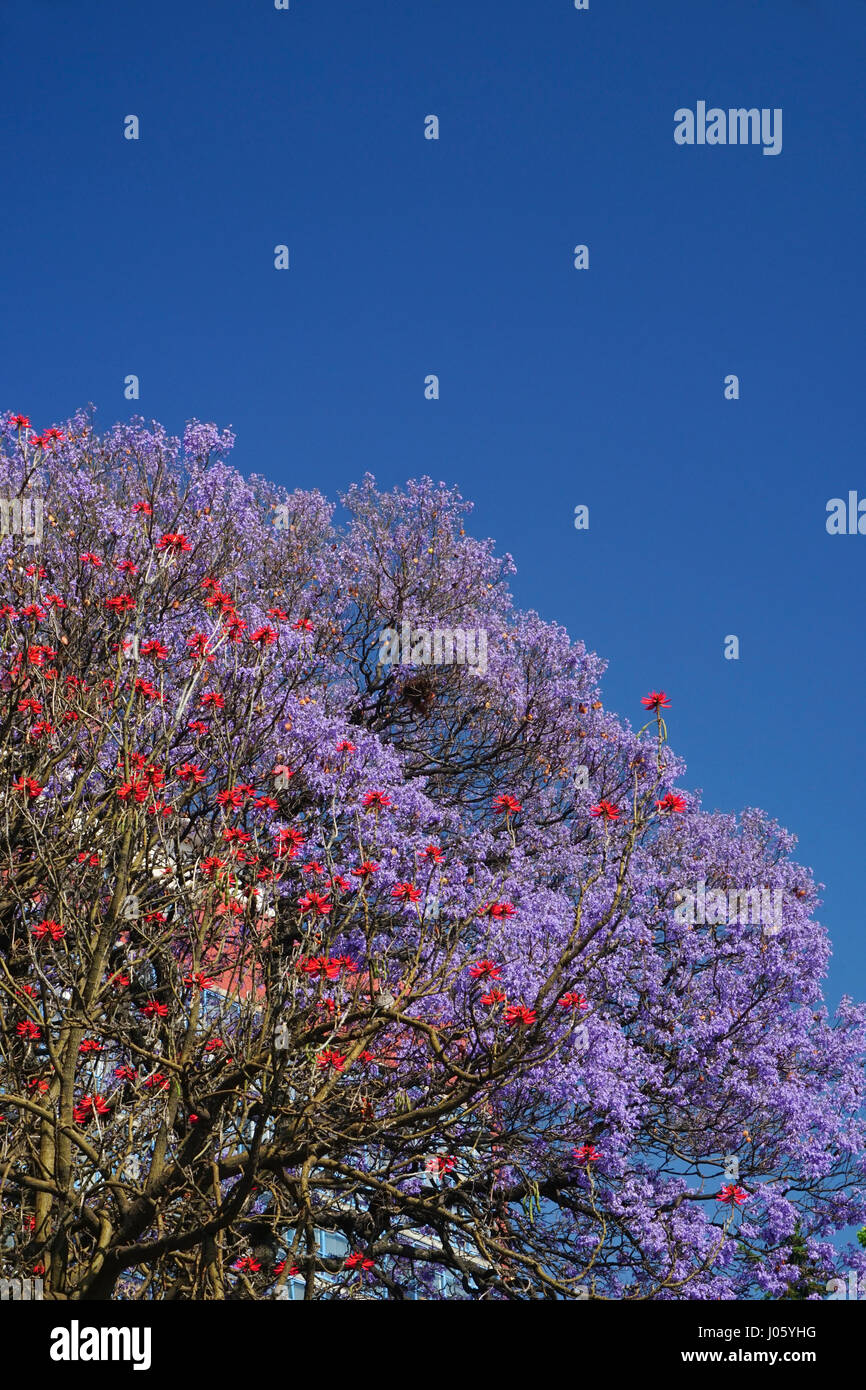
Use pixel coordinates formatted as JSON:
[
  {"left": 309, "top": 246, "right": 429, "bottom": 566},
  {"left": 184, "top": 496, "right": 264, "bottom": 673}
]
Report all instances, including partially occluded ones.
[{"left": 1, "top": 409, "right": 864, "bottom": 1300}]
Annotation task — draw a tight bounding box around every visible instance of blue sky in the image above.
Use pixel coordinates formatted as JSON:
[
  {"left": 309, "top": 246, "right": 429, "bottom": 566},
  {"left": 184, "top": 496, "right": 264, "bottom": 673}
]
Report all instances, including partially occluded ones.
[{"left": 2, "top": 0, "right": 865, "bottom": 1012}]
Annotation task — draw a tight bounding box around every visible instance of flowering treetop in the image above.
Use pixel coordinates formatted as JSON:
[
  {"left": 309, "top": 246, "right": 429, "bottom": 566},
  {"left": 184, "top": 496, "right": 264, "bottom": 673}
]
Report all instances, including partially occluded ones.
[{"left": 0, "top": 409, "right": 863, "bottom": 1301}]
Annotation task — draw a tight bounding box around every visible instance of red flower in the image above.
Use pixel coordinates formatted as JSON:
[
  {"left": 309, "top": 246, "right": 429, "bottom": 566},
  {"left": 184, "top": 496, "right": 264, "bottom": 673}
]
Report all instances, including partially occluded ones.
[
  {"left": 351, "top": 860, "right": 380, "bottom": 880},
  {"left": 73, "top": 1094, "right": 110, "bottom": 1124},
  {"left": 155, "top": 532, "right": 192, "bottom": 553},
  {"left": 297, "top": 891, "right": 332, "bottom": 916},
  {"left": 78, "top": 1038, "right": 103, "bottom": 1053},
  {"left": 16, "top": 1021, "right": 41, "bottom": 1040},
  {"left": 132, "top": 500, "right": 153, "bottom": 514},
  {"left": 27, "top": 644, "right": 56, "bottom": 665},
  {"left": 479, "top": 901, "right": 516, "bottom": 919},
  {"left": 186, "top": 632, "right": 215, "bottom": 661},
  {"left": 421, "top": 845, "right": 444, "bottom": 863},
  {"left": 201, "top": 691, "right": 225, "bottom": 709},
  {"left": 504, "top": 1004, "right": 537, "bottom": 1027},
  {"left": 573, "top": 1144, "right": 600, "bottom": 1163},
  {"left": 719, "top": 1184, "right": 749, "bottom": 1206},
  {"left": 302, "top": 861, "right": 325, "bottom": 875},
  {"left": 217, "top": 787, "right": 246, "bottom": 809},
  {"left": 558, "top": 991, "right": 587, "bottom": 1010},
  {"left": 13, "top": 776, "right": 42, "bottom": 799},
  {"left": 427, "top": 1155, "right": 456, "bottom": 1175},
  {"left": 188, "top": 720, "right": 209, "bottom": 735},
  {"left": 118, "top": 559, "right": 138, "bottom": 573},
  {"left": 116, "top": 779, "right": 147, "bottom": 802},
  {"left": 141, "top": 1000, "right": 169, "bottom": 1018},
  {"left": 32, "top": 919, "right": 65, "bottom": 942},
  {"left": 469, "top": 960, "right": 501, "bottom": 980},
  {"left": 316, "top": 1049, "right": 346, "bottom": 1072},
  {"left": 133, "top": 679, "right": 162, "bottom": 703},
  {"left": 27, "top": 1077, "right": 49, "bottom": 1092},
  {"left": 273, "top": 1260, "right": 299, "bottom": 1277},
  {"left": 655, "top": 792, "right": 687, "bottom": 814},
  {"left": 215, "top": 900, "right": 244, "bottom": 917},
  {"left": 362, "top": 790, "right": 391, "bottom": 810},
  {"left": 105, "top": 594, "right": 136, "bottom": 613},
  {"left": 336, "top": 740, "right": 356, "bottom": 753},
  {"left": 79, "top": 552, "right": 103, "bottom": 566},
  {"left": 345, "top": 1251, "right": 374, "bottom": 1271},
  {"left": 293, "top": 618, "right": 314, "bottom": 632},
  {"left": 590, "top": 800, "right": 621, "bottom": 821},
  {"left": 481, "top": 987, "right": 507, "bottom": 1005},
  {"left": 493, "top": 794, "right": 522, "bottom": 815},
  {"left": 10, "top": 414, "right": 30, "bottom": 428},
  {"left": 183, "top": 972, "right": 212, "bottom": 990},
  {"left": 249, "top": 626, "right": 278, "bottom": 647},
  {"left": 391, "top": 882, "right": 421, "bottom": 903},
  {"left": 176, "top": 762, "right": 206, "bottom": 783},
  {"left": 641, "top": 691, "right": 671, "bottom": 711},
  {"left": 141, "top": 639, "right": 168, "bottom": 660},
  {"left": 201, "top": 856, "right": 227, "bottom": 877},
  {"left": 298, "top": 955, "right": 341, "bottom": 980},
  {"left": 276, "top": 825, "right": 305, "bottom": 857},
  {"left": 233, "top": 1257, "right": 261, "bottom": 1273},
  {"left": 143, "top": 1072, "right": 170, "bottom": 1090}
]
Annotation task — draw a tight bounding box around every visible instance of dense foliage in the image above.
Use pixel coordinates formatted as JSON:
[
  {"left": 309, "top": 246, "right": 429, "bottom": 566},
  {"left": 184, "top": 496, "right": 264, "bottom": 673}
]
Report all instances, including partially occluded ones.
[{"left": 1, "top": 409, "right": 864, "bottom": 1300}]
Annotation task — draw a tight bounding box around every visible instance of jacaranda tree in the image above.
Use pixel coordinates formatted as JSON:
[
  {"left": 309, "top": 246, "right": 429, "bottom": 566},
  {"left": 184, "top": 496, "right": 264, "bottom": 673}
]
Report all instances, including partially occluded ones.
[{"left": 1, "top": 408, "right": 865, "bottom": 1300}]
